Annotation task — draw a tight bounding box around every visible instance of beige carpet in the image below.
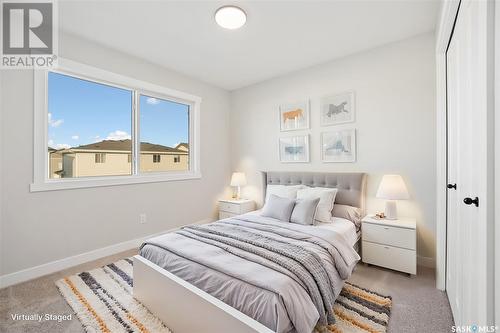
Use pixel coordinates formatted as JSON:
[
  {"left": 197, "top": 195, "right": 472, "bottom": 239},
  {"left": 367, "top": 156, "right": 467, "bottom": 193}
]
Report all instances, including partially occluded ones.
[
  {"left": 55, "top": 257, "right": 392, "bottom": 333},
  {"left": 0, "top": 249, "right": 454, "bottom": 333}
]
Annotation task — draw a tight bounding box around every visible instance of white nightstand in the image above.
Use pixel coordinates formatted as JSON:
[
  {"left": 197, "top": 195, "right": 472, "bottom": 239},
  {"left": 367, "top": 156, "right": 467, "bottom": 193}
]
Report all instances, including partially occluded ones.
[
  {"left": 218, "top": 199, "right": 255, "bottom": 219},
  {"left": 361, "top": 215, "right": 417, "bottom": 275}
]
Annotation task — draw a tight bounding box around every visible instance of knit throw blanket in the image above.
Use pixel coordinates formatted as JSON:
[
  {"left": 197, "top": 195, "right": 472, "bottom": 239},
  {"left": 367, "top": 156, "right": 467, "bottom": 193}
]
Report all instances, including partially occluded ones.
[{"left": 177, "top": 222, "right": 338, "bottom": 326}]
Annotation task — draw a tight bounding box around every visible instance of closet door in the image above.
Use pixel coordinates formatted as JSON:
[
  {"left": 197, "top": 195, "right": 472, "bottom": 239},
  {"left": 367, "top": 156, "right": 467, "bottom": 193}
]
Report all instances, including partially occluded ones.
[
  {"left": 446, "top": 0, "right": 491, "bottom": 326},
  {"left": 446, "top": 26, "right": 461, "bottom": 322}
]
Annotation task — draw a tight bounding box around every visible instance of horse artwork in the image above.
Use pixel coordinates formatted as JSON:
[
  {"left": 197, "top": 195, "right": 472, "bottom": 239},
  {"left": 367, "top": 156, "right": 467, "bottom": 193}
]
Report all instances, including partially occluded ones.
[
  {"left": 279, "top": 101, "right": 309, "bottom": 131},
  {"left": 283, "top": 108, "right": 304, "bottom": 122},
  {"left": 320, "top": 92, "right": 355, "bottom": 126}
]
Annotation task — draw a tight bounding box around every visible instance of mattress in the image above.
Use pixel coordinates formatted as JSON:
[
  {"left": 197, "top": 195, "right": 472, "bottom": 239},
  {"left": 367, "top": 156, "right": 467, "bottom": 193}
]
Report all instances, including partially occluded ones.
[
  {"left": 246, "top": 210, "right": 359, "bottom": 248},
  {"left": 316, "top": 217, "right": 359, "bottom": 248},
  {"left": 140, "top": 214, "right": 360, "bottom": 333}
]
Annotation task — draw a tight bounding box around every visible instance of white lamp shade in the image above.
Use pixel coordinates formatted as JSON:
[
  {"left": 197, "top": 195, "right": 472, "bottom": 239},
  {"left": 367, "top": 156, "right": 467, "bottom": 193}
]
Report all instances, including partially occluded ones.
[
  {"left": 230, "top": 172, "right": 247, "bottom": 187},
  {"left": 376, "top": 175, "right": 409, "bottom": 200}
]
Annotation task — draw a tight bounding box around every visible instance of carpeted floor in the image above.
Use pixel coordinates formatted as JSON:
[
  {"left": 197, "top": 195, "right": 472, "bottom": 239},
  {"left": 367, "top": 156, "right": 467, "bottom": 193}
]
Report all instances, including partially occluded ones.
[{"left": 0, "top": 249, "right": 454, "bottom": 333}]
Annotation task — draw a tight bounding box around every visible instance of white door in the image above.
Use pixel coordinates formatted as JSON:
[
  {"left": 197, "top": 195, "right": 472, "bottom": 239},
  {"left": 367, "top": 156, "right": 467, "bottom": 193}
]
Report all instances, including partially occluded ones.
[{"left": 446, "top": 0, "right": 492, "bottom": 326}]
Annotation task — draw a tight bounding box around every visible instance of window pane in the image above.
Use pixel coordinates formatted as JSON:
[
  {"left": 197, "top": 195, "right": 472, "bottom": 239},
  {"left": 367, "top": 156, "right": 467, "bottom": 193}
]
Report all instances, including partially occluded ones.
[
  {"left": 139, "top": 94, "right": 190, "bottom": 173},
  {"left": 48, "top": 72, "right": 133, "bottom": 178}
]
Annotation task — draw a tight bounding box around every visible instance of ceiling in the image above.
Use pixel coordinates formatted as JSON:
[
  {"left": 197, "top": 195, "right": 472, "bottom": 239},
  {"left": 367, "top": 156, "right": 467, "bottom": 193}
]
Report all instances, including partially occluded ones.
[{"left": 59, "top": 1, "right": 440, "bottom": 91}]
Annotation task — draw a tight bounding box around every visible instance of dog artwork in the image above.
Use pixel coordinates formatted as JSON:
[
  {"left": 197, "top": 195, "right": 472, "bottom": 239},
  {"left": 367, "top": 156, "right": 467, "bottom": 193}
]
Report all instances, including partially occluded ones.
[{"left": 326, "top": 102, "right": 348, "bottom": 117}]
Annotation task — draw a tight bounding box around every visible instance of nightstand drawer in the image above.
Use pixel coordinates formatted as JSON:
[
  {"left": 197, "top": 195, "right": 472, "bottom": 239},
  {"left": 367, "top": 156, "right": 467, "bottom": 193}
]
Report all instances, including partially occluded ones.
[
  {"left": 362, "top": 241, "right": 416, "bottom": 274},
  {"left": 219, "top": 211, "right": 237, "bottom": 219},
  {"left": 219, "top": 202, "right": 241, "bottom": 214},
  {"left": 362, "top": 222, "right": 416, "bottom": 250}
]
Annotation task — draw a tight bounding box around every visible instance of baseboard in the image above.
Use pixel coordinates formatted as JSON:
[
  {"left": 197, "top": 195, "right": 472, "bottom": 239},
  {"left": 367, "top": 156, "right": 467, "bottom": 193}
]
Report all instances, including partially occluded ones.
[
  {"left": 0, "top": 218, "right": 214, "bottom": 289},
  {"left": 417, "top": 255, "right": 436, "bottom": 269}
]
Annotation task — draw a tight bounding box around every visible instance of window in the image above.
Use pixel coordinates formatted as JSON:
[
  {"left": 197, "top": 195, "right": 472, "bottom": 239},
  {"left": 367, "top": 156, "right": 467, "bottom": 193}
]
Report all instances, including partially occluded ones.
[
  {"left": 95, "top": 153, "right": 106, "bottom": 164},
  {"left": 32, "top": 59, "right": 201, "bottom": 192},
  {"left": 48, "top": 72, "right": 132, "bottom": 178},
  {"left": 139, "top": 94, "right": 189, "bottom": 173}
]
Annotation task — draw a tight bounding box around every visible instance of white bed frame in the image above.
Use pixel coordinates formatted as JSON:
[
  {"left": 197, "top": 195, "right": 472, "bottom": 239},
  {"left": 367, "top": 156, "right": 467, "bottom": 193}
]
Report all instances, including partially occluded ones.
[
  {"left": 133, "top": 255, "right": 273, "bottom": 333},
  {"left": 133, "top": 172, "right": 366, "bottom": 333}
]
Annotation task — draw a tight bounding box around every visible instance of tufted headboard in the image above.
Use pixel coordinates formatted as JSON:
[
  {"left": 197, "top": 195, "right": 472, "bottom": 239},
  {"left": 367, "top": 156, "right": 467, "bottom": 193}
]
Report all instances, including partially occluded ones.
[{"left": 261, "top": 171, "right": 367, "bottom": 213}]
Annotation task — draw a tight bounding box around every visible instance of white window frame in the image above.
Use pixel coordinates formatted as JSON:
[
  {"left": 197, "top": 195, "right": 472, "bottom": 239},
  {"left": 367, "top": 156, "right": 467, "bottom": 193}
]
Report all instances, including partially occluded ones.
[{"left": 31, "top": 58, "right": 201, "bottom": 192}]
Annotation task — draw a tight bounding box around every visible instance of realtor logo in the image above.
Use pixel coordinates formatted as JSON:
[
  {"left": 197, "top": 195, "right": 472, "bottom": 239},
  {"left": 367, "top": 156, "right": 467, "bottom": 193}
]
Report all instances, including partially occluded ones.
[{"left": 1, "top": 1, "right": 57, "bottom": 68}]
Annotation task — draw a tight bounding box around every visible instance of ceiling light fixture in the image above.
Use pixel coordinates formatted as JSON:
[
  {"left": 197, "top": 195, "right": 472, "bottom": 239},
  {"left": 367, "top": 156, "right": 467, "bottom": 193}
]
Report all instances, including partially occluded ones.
[{"left": 215, "top": 6, "right": 247, "bottom": 30}]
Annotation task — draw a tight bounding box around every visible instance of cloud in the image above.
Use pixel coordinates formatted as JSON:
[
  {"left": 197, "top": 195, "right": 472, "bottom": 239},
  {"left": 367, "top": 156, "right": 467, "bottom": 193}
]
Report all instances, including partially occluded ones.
[
  {"left": 55, "top": 143, "right": 71, "bottom": 149},
  {"left": 146, "top": 97, "right": 160, "bottom": 105},
  {"left": 105, "top": 130, "right": 131, "bottom": 141},
  {"left": 48, "top": 113, "right": 64, "bottom": 128},
  {"left": 71, "top": 135, "right": 79, "bottom": 140},
  {"left": 93, "top": 135, "right": 101, "bottom": 143},
  {"left": 48, "top": 139, "right": 70, "bottom": 149}
]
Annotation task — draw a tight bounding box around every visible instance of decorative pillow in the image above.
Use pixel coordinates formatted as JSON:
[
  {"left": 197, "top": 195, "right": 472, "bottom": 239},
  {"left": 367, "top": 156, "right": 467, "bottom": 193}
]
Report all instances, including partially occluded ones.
[
  {"left": 265, "top": 184, "right": 306, "bottom": 202},
  {"left": 261, "top": 194, "right": 296, "bottom": 221},
  {"left": 290, "top": 197, "right": 321, "bottom": 225},
  {"left": 332, "top": 204, "right": 362, "bottom": 227},
  {"left": 296, "top": 187, "right": 338, "bottom": 223}
]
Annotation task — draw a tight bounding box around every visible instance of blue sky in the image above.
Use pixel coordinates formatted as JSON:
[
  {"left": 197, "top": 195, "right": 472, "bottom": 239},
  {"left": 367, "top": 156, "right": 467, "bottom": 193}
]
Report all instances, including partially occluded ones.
[{"left": 48, "top": 72, "right": 189, "bottom": 150}]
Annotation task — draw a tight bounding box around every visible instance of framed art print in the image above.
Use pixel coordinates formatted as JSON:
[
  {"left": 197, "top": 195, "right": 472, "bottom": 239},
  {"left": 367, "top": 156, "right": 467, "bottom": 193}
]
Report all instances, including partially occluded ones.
[
  {"left": 320, "top": 91, "right": 355, "bottom": 126},
  {"left": 321, "top": 129, "right": 356, "bottom": 162},
  {"left": 279, "top": 100, "right": 310, "bottom": 131},
  {"left": 279, "top": 135, "right": 309, "bottom": 163}
]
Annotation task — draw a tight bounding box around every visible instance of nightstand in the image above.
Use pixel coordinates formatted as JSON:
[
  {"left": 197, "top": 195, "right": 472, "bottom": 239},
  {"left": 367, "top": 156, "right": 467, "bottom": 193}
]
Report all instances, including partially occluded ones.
[
  {"left": 218, "top": 199, "right": 255, "bottom": 219},
  {"left": 361, "top": 215, "right": 417, "bottom": 275}
]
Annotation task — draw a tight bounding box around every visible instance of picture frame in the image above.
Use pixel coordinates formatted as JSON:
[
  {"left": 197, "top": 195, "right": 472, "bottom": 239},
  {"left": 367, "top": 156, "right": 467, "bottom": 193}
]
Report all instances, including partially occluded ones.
[
  {"left": 321, "top": 129, "right": 356, "bottom": 163},
  {"left": 320, "top": 91, "right": 355, "bottom": 126},
  {"left": 279, "top": 100, "right": 310, "bottom": 131},
  {"left": 279, "top": 135, "right": 310, "bottom": 163}
]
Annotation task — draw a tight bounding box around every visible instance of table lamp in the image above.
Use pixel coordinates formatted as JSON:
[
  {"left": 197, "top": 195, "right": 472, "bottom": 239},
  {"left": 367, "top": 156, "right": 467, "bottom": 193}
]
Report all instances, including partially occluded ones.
[
  {"left": 230, "top": 172, "right": 247, "bottom": 200},
  {"left": 376, "top": 174, "right": 409, "bottom": 220}
]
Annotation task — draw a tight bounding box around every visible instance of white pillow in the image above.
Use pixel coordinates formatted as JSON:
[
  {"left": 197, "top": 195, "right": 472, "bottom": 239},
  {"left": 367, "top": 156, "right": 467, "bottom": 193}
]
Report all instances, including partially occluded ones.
[
  {"left": 265, "top": 184, "right": 306, "bottom": 202},
  {"left": 296, "top": 187, "right": 338, "bottom": 223}
]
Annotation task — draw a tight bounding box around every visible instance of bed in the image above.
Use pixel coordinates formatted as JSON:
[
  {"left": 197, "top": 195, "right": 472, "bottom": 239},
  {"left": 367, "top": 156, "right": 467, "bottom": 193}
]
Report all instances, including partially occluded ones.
[{"left": 133, "top": 171, "right": 366, "bottom": 333}]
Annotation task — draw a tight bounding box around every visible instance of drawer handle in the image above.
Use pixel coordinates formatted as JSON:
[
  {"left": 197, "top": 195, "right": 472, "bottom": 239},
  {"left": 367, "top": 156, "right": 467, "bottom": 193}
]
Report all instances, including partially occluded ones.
[
  {"left": 384, "top": 227, "right": 389, "bottom": 230},
  {"left": 384, "top": 246, "right": 390, "bottom": 249}
]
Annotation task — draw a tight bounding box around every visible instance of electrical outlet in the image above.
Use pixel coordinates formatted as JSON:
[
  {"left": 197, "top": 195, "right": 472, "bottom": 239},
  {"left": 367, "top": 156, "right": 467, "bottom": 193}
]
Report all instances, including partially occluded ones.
[{"left": 139, "top": 213, "right": 147, "bottom": 224}]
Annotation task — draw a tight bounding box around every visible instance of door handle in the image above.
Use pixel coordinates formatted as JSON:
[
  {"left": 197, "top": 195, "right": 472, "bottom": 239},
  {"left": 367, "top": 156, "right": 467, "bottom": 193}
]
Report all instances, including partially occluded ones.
[
  {"left": 463, "top": 197, "right": 479, "bottom": 207},
  {"left": 447, "top": 183, "right": 457, "bottom": 190}
]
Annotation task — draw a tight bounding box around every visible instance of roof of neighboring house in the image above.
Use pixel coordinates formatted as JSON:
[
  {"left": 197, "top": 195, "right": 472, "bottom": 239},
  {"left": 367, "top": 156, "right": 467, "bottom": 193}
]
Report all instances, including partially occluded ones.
[
  {"left": 69, "top": 139, "right": 187, "bottom": 153},
  {"left": 175, "top": 142, "right": 189, "bottom": 150}
]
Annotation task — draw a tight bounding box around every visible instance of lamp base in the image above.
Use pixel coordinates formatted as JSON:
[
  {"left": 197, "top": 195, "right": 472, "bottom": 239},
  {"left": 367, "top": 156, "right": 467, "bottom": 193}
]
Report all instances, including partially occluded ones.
[{"left": 384, "top": 201, "right": 398, "bottom": 220}]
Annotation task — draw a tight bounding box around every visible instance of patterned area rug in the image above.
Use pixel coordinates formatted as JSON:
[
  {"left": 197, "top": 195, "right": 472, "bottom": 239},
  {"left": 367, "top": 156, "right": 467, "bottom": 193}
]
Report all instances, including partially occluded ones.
[{"left": 56, "top": 258, "right": 392, "bottom": 333}]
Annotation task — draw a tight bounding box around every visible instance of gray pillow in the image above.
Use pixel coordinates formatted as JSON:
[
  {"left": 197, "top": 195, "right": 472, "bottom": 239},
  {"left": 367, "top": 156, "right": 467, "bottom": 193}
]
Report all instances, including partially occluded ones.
[
  {"left": 261, "top": 194, "right": 296, "bottom": 221},
  {"left": 290, "top": 198, "right": 321, "bottom": 225}
]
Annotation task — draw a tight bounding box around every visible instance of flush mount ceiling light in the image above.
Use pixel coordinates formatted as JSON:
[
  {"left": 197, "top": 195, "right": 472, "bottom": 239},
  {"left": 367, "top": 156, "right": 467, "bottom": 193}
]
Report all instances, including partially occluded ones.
[{"left": 215, "top": 6, "right": 247, "bottom": 29}]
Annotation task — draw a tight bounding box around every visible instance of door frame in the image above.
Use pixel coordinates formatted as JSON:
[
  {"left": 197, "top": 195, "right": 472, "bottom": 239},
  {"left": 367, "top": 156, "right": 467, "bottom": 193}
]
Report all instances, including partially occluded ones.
[
  {"left": 436, "top": 0, "right": 496, "bottom": 324},
  {"left": 435, "top": 0, "right": 460, "bottom": 292}
]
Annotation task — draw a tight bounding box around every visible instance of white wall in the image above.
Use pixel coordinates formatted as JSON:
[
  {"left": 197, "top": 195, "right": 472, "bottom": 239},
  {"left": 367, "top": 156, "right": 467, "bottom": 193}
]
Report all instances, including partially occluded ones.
[
  {"left": 229, "top": 33, "right": 437, "bottom": 265},
  {"left": 0, "top": 33, "right": 231, "bottom": 276}
]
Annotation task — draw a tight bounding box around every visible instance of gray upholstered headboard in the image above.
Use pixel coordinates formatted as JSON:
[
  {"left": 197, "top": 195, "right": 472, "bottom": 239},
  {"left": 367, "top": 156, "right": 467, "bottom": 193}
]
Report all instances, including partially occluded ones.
[{"left": 262, "top": 171, "right": 367, "bottom": 212}]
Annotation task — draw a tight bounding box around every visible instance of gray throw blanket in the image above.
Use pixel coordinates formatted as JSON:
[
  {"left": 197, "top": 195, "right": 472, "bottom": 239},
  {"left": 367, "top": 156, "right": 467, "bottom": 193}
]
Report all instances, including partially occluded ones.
[
  {"left": 178, "top": 222, "right": 336, "bottom": 326},
  {"left": 140, "top": 215, "right": 360, "bottom": 332}
]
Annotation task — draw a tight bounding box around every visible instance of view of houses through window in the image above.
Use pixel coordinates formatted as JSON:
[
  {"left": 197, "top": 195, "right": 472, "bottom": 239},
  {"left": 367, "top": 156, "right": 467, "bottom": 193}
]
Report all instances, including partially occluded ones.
[{"left": 47, "top": 72, "right": 190, "bottom": 179}]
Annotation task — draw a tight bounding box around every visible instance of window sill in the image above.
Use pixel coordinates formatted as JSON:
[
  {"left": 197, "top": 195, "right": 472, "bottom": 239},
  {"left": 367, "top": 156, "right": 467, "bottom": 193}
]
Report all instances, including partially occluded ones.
[{"left": 30, "top": 171, "right": 202, "bottom": 192}]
